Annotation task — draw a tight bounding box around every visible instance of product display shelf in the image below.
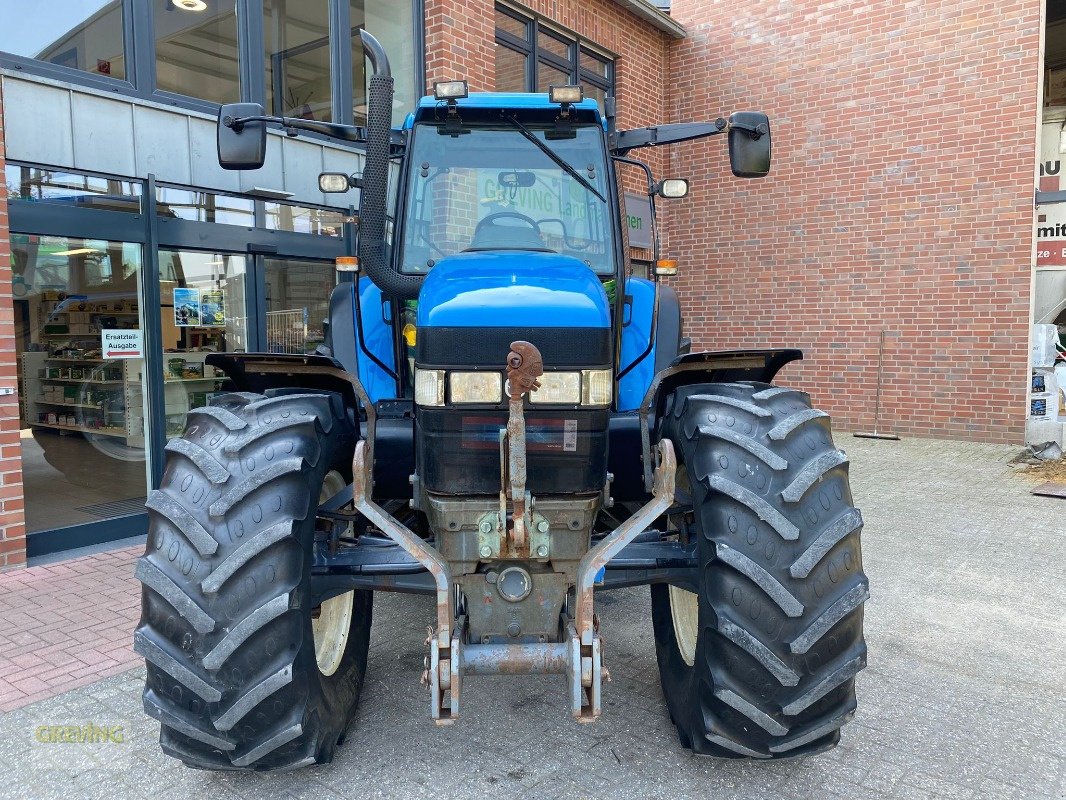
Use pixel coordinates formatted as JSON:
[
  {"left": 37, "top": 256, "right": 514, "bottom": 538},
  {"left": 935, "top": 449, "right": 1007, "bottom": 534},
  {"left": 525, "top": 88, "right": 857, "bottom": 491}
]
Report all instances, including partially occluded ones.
[{"left": 23, "top": 350, "right": 139, "bottom": 446}]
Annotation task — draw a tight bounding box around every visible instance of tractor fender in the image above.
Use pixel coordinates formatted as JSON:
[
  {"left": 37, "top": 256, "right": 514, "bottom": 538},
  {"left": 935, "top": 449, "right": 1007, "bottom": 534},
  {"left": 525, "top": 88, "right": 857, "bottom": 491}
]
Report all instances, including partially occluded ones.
[{"left": 638, "top": 348, "right": 802, "bottom": 493}]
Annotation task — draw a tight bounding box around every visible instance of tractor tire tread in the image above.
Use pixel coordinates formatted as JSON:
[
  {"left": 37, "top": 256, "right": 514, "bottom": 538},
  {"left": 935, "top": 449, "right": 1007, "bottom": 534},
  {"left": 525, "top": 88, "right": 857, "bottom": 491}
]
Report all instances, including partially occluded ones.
[
  {"left": 136, "top": 391, "right": 370, "bottom": 771},
  {"left": 651, "top": 382, "right": 867, "bottom": 760}
]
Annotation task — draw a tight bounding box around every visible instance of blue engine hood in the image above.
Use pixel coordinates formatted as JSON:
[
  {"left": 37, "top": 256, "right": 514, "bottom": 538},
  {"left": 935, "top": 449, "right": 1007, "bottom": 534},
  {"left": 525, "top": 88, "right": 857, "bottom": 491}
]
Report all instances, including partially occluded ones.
[{"left": 415, "top": 252, "right": 611, "bottom": 329}]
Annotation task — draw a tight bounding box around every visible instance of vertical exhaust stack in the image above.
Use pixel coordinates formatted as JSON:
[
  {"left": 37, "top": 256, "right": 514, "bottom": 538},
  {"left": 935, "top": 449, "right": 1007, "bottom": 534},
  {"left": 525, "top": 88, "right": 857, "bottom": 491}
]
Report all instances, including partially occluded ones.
[{"left": 358, "top": 30, "right": 422, "bottom": 300}]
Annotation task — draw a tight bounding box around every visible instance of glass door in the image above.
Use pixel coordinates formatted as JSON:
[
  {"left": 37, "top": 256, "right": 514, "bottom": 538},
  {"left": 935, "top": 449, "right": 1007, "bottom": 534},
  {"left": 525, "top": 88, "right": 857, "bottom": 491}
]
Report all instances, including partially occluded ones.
[
  {"left": 12, "top": 234, "right": 151, "bottom": 535},
  {"left": 262, "top": 257, "right": 338, "bottom": 354},
  {"left": 155, "top": 250, "right": 248, "bottom": 438}
]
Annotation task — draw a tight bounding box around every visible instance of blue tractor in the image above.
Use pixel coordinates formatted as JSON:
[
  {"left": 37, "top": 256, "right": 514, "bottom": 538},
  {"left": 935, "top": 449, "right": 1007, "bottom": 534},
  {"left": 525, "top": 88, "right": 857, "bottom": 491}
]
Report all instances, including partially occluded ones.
[{"left": 136, "top": 32, "right": 868, "bottom": 770}]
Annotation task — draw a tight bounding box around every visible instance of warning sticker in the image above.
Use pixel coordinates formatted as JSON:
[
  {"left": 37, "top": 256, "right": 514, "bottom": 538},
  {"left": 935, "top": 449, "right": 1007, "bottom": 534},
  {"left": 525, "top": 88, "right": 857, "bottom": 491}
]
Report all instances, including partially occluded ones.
[{"left": 563, "top": 419, "right": 577, "bottom": 452}]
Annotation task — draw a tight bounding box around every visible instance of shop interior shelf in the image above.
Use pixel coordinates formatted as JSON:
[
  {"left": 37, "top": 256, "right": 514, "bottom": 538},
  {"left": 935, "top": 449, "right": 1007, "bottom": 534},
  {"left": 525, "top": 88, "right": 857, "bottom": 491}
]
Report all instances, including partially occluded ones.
[
  {"left": 35, "top": 399, "right": 117, "bottom": 409},
  {"left": 38, "top": 378, "right": 123, "bottom": 385},
  {"left": 49, "top": 310, "right": 139, "bottom": 316},
  {"left": 43, "top": 358, "right": 111, "bottom": 363},
  {"left": 128, "top": 377, "right": 224, "bottom": 384},
  {"left": 32, "top": 422, "right": 128, "bottom": 438}
]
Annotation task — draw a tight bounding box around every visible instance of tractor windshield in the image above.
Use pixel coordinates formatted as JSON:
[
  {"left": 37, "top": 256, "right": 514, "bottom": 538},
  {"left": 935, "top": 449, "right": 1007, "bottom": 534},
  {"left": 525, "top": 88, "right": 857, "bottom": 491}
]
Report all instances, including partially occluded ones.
[{"left": 398, "top": 123, "right": 615, "bottom": 275}]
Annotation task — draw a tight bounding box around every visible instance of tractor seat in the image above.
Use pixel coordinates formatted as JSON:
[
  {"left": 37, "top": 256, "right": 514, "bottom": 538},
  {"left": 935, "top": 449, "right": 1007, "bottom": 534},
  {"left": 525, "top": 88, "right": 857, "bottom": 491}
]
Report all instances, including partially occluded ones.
[{"left": 465, "top": 224, "right": 552, "bottom": 252}]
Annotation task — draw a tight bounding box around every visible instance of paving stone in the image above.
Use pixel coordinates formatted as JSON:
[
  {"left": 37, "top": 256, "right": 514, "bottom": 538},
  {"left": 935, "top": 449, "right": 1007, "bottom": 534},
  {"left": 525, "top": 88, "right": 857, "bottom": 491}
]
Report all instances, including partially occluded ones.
[{"left": 0, "top": 436, "right": 1063, "bottom": 798}]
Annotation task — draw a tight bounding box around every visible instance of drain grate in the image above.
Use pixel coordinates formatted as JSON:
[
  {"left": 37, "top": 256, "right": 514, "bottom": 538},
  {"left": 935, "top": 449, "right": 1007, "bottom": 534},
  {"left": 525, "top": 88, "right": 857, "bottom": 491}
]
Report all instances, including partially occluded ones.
[{"left": 74, "top": 496, "right": 148, "bottom": 518}]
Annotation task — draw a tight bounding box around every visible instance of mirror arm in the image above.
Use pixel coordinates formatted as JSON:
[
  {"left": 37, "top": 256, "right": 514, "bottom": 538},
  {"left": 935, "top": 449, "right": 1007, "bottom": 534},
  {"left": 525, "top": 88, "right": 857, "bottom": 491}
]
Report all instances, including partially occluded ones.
[
  {"left": 610, "top": 119, "right": 727, "bottom": 155},
  {"left": 728, "top": 120, "right": 770, "bottom": 139},
  {"left": 223, "top": 113, "right": 369, "bottom": 144}
]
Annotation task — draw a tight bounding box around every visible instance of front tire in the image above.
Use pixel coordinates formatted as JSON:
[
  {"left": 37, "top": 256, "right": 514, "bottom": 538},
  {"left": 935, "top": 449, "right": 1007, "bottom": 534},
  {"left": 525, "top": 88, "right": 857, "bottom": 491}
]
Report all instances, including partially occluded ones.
[
  {"left": 652, "top": 382, "right": 868, "bottom": 759},
  {"left": 135, "top": 391, "right": 372, "bottom": 771}
]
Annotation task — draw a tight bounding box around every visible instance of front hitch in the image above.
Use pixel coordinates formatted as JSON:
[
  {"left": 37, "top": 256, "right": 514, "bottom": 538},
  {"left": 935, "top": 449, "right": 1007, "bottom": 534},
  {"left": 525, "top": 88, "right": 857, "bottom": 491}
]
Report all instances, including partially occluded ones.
[{"left": 352, "top": 340, "right": 676, "bottom": 724}]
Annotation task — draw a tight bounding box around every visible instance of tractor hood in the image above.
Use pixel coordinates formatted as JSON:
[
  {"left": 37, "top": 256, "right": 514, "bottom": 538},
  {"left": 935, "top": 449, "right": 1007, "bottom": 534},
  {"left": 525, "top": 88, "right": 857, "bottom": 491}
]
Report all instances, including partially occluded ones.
[{"left": 415, "top": 252, "right": 610, "bottom": 329}]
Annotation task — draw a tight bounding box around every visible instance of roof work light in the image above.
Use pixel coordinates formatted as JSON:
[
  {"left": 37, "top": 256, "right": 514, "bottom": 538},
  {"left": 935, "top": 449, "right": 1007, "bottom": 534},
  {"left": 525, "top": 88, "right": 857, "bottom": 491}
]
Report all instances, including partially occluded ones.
[
  {"left": 433, "top": 80, "right": 469, "bottom": 101},
  {"left": 549, "top": 85, "right": 583, "bottom": 105}
]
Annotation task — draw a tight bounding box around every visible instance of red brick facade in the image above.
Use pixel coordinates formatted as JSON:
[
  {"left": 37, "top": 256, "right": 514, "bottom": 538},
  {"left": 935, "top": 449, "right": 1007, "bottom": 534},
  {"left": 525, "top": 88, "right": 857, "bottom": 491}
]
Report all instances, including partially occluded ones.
[
  {"left": 663, "top": 0, "right": 1041, "bottom": 442},
  {"left": 0, "top": 81, "right": 27, "bottom": 570},
  {"left": 0, "top": 1, "right": 1044, "bottom": 567},
  {"left": 425, "top": 0, "right": 1043, "bottom": 443}
]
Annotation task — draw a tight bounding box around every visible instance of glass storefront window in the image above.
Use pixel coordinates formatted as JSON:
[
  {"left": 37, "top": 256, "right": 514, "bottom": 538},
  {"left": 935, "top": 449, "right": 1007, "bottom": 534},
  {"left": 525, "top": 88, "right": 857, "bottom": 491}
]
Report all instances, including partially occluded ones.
[
  {"left": 156, "top": 186, "right": 254, "bottom": 226},
  {"left": 158, "top": 250, "right": 247, "bottom": 437},
  {"left": 354, "top": 0, "right": 416, "bottom": 126},
  {"left": 265, "top": 0, "right": 332, "bottom": 120},
  {"left": 495, "top": 8, "right": 527, "bottom": 39},
  {"left": 264, "top": 258, "right": 337, "bottom": 353},
  {"left": 495, "top": 44, "right": 527, "bottom": 93},
  {"left": 12, "top": 233, "right": 149, "bottom": 533},
  {"left": 539, "top": 31, "right": 571, "bottom": 62},
  {"left": 5, "top": 164, "right": 141, "bottom": 214},
  {"left": 582, "top": 82, "right": 606, "bottom": 110},
  {"left": 0, "top": 1, "right": 126, "bottom": 79},
  {"left": 264, "top": 202, "right": 346, "bottom": 236},
  {"left": 493, "top": 4, "right": 614, "bottom": 110},
  {"left": 537, "top": 62, "right": 569, "bottom": 93},
  {"left": 154, "top": 0, "right": 239, "bottom": 104},
  {"left": 581, "top": 48, "right": 610, "bottom": 78}
]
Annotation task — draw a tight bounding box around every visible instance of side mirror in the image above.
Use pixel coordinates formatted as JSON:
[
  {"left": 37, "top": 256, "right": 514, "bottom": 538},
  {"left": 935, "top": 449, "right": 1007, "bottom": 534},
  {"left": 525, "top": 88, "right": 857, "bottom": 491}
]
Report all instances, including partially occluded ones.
[
  {"left": 217, "top": 103, "right": 267, "bottom": 170},
  {"left": 727, "top": 111, "right": 771, "bottom": 178},
  {"left": 655, "top": 178, "right": 689, "bottom": 199}
]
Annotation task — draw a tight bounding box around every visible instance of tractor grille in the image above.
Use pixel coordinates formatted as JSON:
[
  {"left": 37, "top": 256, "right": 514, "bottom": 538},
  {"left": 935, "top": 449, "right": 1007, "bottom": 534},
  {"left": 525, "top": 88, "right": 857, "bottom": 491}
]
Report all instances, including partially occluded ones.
[{"left": 416, "top": 326, "right": 611, "bottom": 368}]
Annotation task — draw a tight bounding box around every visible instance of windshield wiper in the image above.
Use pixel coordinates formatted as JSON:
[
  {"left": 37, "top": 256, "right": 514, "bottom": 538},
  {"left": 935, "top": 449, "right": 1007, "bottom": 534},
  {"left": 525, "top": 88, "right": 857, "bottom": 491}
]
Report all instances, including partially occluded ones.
[{"left": 503, "top": 115, "right": 606, "bottom": 203}]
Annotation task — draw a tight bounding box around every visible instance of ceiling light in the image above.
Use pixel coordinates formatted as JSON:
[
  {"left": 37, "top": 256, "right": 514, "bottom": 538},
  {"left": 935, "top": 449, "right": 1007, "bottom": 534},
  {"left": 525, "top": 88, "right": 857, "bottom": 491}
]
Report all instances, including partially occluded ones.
[{"left": 172, "top": 0, "right": 208, "bottom": 11}]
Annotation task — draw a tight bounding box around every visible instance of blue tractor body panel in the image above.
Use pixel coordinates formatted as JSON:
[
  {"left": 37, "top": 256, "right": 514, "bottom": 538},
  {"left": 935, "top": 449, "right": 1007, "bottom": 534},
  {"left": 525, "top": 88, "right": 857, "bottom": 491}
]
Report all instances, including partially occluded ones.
[
  {"left": 617, "top": 276, "right": 657, "bottom": 411},
  {"left": 350, "top": 277, "right": 397, "bottom": 403},
  {"left": 416, "top": 252, "right": 611, "bottom": 330}
]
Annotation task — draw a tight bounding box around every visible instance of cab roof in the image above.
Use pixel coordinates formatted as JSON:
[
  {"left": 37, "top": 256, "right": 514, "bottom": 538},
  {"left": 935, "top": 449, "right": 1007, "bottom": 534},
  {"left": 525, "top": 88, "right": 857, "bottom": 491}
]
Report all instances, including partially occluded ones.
[{"left": 404, "top": 92, "right": 604, "bottom": 129}]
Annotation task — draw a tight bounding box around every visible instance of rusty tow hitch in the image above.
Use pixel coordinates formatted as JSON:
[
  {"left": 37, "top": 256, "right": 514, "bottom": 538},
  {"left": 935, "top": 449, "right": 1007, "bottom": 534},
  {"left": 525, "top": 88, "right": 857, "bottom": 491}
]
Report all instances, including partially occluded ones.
[{"left": 501, "top": 341, "right": 543, "bottom": 558}]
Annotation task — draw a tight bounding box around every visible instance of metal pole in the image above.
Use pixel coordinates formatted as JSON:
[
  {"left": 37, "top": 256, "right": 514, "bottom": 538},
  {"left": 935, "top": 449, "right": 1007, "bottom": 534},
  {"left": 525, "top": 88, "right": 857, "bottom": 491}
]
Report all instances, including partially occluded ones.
[{"left": 854, "top": 328, "right": 900, "bottom": 441}]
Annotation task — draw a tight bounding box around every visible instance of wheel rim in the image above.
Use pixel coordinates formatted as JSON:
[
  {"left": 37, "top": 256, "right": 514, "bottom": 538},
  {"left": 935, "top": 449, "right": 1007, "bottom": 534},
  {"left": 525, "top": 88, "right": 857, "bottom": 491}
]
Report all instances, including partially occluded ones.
[
  {"left": 668, "top": 463, "right": 698, "bottom": 667},
  {"left": 669, "top": 585, "right": 699, "bottom": 667},
  {"left": 312, "top": 471, "right": 354, "bottom": 677}
]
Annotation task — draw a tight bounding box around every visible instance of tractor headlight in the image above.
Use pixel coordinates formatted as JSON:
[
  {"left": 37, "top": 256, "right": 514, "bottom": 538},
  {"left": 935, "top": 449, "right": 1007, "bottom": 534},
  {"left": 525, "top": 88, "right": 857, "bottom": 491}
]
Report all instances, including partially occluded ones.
[
  {"left": 415, "top": 369, "right": 445, "bottom": 406},
  {"left": 450, "top": 371, "right": 502, "bottom": 404},
  {"left": 582, "top": 369, "right": 613, "bottom": 406},
  {"left": 529, "top": 372, "right": 582, "bottom": 405}
]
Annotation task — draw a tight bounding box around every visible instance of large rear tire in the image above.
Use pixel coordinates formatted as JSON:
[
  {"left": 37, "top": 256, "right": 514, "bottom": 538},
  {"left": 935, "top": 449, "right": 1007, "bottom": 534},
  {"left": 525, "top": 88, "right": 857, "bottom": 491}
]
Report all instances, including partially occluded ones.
[
  {"left": 135, "top": 391, "right": 372, "bottom": 771},
  {"left": 651, "top": 382, "right": 868, "bottom": 759}
]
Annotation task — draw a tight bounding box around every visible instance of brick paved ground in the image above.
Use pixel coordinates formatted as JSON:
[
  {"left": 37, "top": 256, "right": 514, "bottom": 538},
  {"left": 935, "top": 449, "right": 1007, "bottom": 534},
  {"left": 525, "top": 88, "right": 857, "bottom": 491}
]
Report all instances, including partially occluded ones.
[
  {"left": 0, "top": 546, "right": 141, "bottom": 712},
  {"left": 0, "top": 436, "right": 1063, "bottom": 800}
]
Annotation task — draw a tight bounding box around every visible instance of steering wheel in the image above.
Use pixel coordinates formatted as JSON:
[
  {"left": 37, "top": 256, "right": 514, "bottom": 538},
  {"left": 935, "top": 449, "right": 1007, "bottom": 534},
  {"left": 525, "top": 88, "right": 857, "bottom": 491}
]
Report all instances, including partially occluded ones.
[
  {"left": 467, "top": 211, "right": 548, "bottom": 252},
  {"left": 474, "top": 211, "right": 542, "bottom": 236}
]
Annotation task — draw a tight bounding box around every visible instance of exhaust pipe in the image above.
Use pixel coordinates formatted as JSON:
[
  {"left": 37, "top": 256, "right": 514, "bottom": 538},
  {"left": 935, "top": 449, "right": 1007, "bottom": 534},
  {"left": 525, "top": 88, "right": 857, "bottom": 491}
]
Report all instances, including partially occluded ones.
[{"left": 357, "top": 30, "right": 424, "bottom": 300}]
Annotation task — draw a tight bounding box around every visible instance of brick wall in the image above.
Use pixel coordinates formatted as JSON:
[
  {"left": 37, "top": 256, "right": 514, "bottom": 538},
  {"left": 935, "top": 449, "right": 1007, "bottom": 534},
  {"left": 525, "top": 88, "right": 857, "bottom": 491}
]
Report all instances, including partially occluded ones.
[
  {"left": 425, "top": 0, "right": 670, "bottom": 133},
  {"left": 664, "top": 0, "right": 1041, "bottom": 443},
  {"left": 424, "top": 0, "right": 497, "bottom": 92},
  {"left": 0, "top": 80, "right": 27, "bottom": 570}
]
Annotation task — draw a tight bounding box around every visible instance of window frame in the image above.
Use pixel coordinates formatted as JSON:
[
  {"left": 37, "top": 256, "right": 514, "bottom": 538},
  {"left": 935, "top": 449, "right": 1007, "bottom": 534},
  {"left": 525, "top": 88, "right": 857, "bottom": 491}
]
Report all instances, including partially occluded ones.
[
  {"left": 493, "top": 2, "right": 615, "bottom": 103},
  {"left": 0, "top": 0, "right": 425, "bottom": 123}
]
